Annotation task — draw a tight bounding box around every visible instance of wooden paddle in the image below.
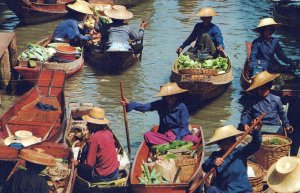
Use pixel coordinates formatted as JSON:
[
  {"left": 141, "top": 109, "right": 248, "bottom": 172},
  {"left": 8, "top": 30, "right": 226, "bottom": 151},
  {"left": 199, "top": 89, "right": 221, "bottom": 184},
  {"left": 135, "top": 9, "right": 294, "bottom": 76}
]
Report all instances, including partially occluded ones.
[
  {"left": 196, "top": 112, "right": 266, "bottom": 188},
  {"left": 120, "top": 80, "right": 131, "bottom": 155}
]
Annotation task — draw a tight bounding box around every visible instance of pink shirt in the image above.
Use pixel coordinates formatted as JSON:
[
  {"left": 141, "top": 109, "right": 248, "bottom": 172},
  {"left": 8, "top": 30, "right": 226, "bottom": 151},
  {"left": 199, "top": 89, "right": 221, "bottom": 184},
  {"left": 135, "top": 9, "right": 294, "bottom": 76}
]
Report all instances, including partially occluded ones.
[{"left": 85, "top": 130, "right": 119, "bottom": 176}]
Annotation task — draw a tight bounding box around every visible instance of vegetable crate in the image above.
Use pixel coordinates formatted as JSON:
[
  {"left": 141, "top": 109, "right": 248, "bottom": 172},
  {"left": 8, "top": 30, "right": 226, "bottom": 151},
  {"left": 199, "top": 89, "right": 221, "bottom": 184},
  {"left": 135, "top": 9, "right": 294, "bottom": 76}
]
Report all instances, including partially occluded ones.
[{"left": 174, "top": 155, "right": 197, "bottom": 183}]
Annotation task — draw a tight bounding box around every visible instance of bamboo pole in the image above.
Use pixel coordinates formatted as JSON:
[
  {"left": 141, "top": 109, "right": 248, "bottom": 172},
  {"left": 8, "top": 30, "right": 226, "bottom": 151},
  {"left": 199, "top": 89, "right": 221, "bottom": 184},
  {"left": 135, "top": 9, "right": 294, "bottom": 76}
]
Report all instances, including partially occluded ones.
[{"left": 120, "top": 80, "right": 131, "bottom": 155}]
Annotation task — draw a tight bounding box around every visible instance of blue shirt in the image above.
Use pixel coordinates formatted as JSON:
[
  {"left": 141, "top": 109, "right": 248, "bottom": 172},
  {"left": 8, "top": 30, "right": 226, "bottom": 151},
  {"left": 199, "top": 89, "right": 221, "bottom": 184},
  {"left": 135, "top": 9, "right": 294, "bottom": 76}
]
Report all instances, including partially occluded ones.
[
  {"left": 127, "top": 100, "right": 191, "bottom": 140},
  {"left": 240, "top": 93, "right": 290, "bottom": 127},
  {"left": 202, "top": 131, "right": 262, "bottom": 193},
  {"left": 180, "top": 23, "right": 224, "bottom": 49},
  {"left": 53, "top": 19, "right": 92, "bottom": 41},
  {"left": 249, "top": 37, "right": 293, "bottom": 70}
]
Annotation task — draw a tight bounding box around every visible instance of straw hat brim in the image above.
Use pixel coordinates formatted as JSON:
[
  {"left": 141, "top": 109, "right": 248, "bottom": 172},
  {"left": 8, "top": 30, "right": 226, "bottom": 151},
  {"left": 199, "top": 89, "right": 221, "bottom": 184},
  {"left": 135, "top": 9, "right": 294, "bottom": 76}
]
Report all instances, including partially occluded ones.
[
  {"left": 67, "top": 3, "right": 93, "bottom": 15},
  {"left": 104, "top": 9, "right": 133, "bottom": 20},
  {"left": 267, "top": 157, "right": 300, "bottom": 193},
  {"left": 156, "top": 88, "right": 188, "bottom": 97},
  {"left": 19, "top": 149, "right": 56, "bottom": 166},
  {"left": 246, "top": 71, "right": 280, "bottom": 92},
  {"left": 206, "top": 125, "right": 244, "bottom": 145},
  {"left": 195, "top": 8, "right": 218, "bottom": 17},
  {"left": 253, "top": 23, "right": 281, "bottom": 32},
  {"left": 82, "top": 115, "right": 109, "bottom": 125}
]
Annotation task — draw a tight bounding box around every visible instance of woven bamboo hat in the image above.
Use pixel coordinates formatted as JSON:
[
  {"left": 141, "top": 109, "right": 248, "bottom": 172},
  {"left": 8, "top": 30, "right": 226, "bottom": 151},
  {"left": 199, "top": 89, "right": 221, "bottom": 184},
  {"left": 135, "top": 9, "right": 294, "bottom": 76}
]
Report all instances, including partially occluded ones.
[
  {"left": 206, "top": 125, "right": 244, "bottom": 145},
  {"left": 253, "top": 18, "right": 281, "bottom": 32},
  {"left": 246, "top": 71, "right": 280, "bottom": 92},
  {"left": 104, "top": 5, "right": 133, "bottom": 20},
  {"left": 195, "top": 7, "right": 218, "bottom": 17},
  {"left": 267, "top": 156, "right": 300, "bottom": 193},
  {"left": 19, "top": 149, "right": 56, "bottom": 166},
  {"left": 82, "top": 107, "right": 109, "bottom": 125},
  {"left": 67, "top": 0, "right": 93, "bottom": 15},
  {"left": 156, "top": 82, "right": 188, "bottom": 97}
]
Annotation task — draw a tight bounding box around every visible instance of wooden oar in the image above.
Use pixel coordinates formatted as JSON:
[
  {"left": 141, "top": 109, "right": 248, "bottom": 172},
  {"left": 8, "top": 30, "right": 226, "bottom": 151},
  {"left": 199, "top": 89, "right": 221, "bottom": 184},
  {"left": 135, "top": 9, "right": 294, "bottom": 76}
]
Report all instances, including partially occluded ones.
[
  {"left": 42, "top": 120, "right": 57, "bottom": 141},
  {"left": 196, "top": 112, "right": 266, "bottom": 188},
  {"left": 120, "top": 80, "right": 131, "bottom": 155}
]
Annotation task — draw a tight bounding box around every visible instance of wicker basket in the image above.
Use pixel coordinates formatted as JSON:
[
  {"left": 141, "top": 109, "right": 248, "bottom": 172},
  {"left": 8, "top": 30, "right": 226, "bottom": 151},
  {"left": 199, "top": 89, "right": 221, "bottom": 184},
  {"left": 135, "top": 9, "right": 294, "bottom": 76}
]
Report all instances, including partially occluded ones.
[
  {"left": 254, "top": 134, "right": 292, "bottom": 170},
  {"left": 178, "top": 68, "right": 218, "bottom": 75},
  {"left": 248, "top": 162, "right": 264, "bottom": 193},
  {"left": 174, "top": 155, "right": 197, "bottom": 182}
]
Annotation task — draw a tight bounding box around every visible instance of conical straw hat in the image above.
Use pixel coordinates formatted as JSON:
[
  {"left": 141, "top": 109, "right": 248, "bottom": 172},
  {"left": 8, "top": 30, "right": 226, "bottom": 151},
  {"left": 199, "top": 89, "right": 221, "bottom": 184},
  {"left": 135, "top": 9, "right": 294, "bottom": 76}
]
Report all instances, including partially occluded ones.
[
  {"left": 195, "top": 7, "right": 218, "bottom": 17},
  {"left": 19, "top": 149, "right": 56, "bottom": 166},
  {"left": 104, "top": 5, "right": 133, "bottom": 20},
  {"left": 267, "top": 156, "right": 300, "bottom": 193},
  {"left": 253, "top": 18, "right": 281, "bottom": 32},
  {"left": 156, "top": 82, "right": 188, "bottom": 97},
  {"left": 246, "top": 71, "right": 280, "bottom": 92},
  {"left": 206, "top": 125, "right": 244, "bottom": 145},
  {"left": 82, "top": 107, "right": 110, "bottom": 125},
  {"left": 67, "top": 0, "right": 93, "bottom": 15}
]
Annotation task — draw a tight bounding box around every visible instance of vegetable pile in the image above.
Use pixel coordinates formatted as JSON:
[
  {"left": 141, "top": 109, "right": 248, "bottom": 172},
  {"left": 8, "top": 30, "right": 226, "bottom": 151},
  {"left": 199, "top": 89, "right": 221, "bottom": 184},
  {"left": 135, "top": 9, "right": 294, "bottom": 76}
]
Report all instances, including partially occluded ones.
[
  {"left": 151, "top": 141, "right": 193, "bottom": 155},
  {"left": 20, "top": 43, "right": 53, "bottom": 62},
  {"left": 139, "top": 162, "right": 165, "bottom": 184},
  {"left": 263, "top": 138, "right": 286, "bottom": 145},
  {"left": 177, "top": 54, "right": 229, "bottom": 72}
]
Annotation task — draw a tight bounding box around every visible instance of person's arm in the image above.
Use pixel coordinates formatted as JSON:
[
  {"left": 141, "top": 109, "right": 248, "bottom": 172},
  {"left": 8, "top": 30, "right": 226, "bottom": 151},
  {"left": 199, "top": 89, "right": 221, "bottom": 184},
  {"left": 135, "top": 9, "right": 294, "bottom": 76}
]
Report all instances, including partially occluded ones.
[
  {"left": 248, "top": 40, "right": 259, "bottom": 76},
  {"left": 176, "top": 105, "right": 189, "bottom": 140},
  {"left": 274, "top": 39, "right": 294, "bottom": 65},
  {"left": 129, "top": 25, "right": 144, "bottom": 41},
  {"left": 126, "top": 100, "right": 160, "bottom": 113},
  {"left": 179, "top": 24, "right": 199, "bottom": 49},
  {"left": 71, "top": 20, "right": 92, "bottom": 41},
  {"left": 212, "top": 25, "right": 225, "bottom": 50},
  {"left": 276, "top": 97, "right": 290, "bottom": 128},
  {"left": 240, "top": 106, "right": 252, "bottom": 129},
  {"left": 240, "top": 130, "right": 262, "bottom": 158},
  {"left": 202, "top": 152, "right": 218, "bottom": 173},
  {"left": 85, "top": 136, "right": 97, "bottom": 167}
]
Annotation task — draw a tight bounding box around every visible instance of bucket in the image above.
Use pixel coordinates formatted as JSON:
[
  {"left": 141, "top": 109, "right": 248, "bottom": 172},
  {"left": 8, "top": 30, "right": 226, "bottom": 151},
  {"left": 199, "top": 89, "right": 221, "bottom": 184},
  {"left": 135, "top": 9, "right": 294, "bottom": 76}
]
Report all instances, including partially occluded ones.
[
  {"left": 254, "top": 134, "right": 292, "bottom": 170},
  {"left": 174, "top": 155, "right": 197, "bottom": 182},
  {"left": 248, "top": 162, "right": 264, "bottom": 193},
  {"left": 55, "top": 45, "right": 78, "bottom": 61}
]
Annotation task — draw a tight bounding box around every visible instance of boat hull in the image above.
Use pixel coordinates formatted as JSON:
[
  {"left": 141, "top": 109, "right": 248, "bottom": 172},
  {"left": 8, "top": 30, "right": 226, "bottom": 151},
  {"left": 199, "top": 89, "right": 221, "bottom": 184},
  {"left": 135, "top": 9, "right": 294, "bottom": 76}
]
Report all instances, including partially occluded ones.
[{"left": 273, "top": 2, "right": 300, "bottom": 28}]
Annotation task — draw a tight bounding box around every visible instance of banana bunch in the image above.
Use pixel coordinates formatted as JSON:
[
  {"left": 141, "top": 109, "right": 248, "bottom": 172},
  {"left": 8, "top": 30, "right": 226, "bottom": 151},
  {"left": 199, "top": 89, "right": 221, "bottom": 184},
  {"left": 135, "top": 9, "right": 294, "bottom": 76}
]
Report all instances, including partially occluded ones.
[{"left": 84, "top": 15, "right": 95, "bottom": 29}]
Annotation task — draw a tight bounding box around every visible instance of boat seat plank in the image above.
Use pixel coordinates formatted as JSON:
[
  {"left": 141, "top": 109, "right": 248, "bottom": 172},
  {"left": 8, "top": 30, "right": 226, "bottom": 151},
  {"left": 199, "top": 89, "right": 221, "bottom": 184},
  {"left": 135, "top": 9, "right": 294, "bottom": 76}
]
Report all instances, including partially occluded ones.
[
  {"left": 8, "top": 119, "right": 60, "bottom": 127},
  {"left": 37, "top": 70, "right": 53, "bottom": 87},
  {"left": 49, "top": 87, "right": 63, "bottom": 97},
  {"left": 51, "top": 71, "right": 65, "bottom": 87},
  {"left": 21, "top": 97, "right": 62, "bottom": 112},
  {"left": 5, "top": 124, "right": 56, "bottom": 139}
]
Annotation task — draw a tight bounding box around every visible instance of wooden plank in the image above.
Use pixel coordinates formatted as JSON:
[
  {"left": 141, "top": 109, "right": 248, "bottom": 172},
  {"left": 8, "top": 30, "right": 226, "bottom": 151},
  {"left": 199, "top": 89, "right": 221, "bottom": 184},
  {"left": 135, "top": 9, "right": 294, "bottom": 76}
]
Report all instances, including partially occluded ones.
[{"left": 0, "top": 32, "right": 15, "bottom": 58}]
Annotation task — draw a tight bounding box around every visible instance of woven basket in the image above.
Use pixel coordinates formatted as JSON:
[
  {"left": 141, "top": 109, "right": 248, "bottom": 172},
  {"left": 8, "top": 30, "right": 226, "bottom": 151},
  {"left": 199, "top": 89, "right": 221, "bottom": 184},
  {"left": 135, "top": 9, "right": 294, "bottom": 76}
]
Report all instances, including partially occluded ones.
[
  {"left": 248, "top": 162, "right": 264, "bottom": 193},
  {"left": 254, "top": 134, "right": 292, "bottom": 170},
  {"left": 178, "top": 68, "right": 218, "bottom": 75},
  {"left": 174, "top": 155, "right": 197, "bottom": 182}
]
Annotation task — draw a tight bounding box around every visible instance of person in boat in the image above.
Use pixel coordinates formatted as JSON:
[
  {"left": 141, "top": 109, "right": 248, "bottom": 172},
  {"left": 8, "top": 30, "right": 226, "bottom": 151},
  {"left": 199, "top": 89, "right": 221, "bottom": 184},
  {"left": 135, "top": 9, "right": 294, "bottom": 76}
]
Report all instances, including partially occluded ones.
[
  {"left": 266, "top": 156, "right": 300, "bottom": 193},
  {"left": 99, "top": 5, "right": 147, "bottom": 52},
  {"left": 76, "top": 107, "right": 119, "bottom": 182},
  {"left": 202, "top": 124, "right": 262, "bottom": 193},
  {"left": 52, "top": 0, "right": 100, "bottom": 46},
  {"left": 176, "top": 7, "right": 225, "bottom": 58},
  {"left": 247, "top": 17, "right": 296, "bottom": 79},
  {"left": 121, "top": 82, "right": 199, "bottom": 146},
  {"left": 2, "top": 149, "right": 56, "bottom": 193},
  {"left": 287, "top": 96, "right": 300, "bottom": 156},
  {"left": 240, "top": 71, "right": 293, "bottom": 135}
]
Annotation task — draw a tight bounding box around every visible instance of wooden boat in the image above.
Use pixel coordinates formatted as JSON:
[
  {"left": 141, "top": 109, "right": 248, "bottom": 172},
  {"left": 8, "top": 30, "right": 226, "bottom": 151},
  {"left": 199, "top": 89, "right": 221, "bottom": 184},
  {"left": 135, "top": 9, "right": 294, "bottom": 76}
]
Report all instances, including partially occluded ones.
[
  {"left": 15, "top": 36, "right": 84, "bottom": 85},
  {"left": 84, "top": 45, "right": 141, "bottom": 73},
  {"left": 170, "top": 56, "right": 233, "bottom": 102},
  {"left": 130, "top": 125, "right": 205, "bottom": 193},
  {"left": 6, "top": 142, "right": 76, "bottom": 193},
  {"left": 64, "top": 102, "right": 130, "bottom": 193},
  {"left": 0, "top": 69, "right": 66, "bottom": 160},
  {"left": 240, "top": 41, "right": 300, "bottom": 97},
  {"left": 273, "top": 2, "right": 300, "bottom": 28},
  {"left": 5, "top": 0, "right": 73, "bottom": 25}
]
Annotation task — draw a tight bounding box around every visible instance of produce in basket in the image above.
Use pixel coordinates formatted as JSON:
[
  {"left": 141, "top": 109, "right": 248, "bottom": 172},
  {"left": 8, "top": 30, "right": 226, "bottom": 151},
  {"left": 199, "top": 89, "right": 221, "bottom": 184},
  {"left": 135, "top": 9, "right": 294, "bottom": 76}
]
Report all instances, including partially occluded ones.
[
  {"left": 20, "top": 43, "right": 53, "bottom": 62},
  {"left": 263, "top": 138, "right": 286, "bottom": 145}
]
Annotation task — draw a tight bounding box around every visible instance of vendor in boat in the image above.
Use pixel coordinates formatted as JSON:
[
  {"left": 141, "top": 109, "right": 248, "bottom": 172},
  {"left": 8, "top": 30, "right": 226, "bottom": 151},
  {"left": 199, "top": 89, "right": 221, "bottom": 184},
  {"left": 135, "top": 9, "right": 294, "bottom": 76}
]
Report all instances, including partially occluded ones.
[
  {"left": 240, "top": 71, "right": 293, "bottom": 135},
  {"left": 176, "top": 7, "right": 225, "bottom": 58},
  {"left": 202, "top": 124, "right": 262, "bottom": 193},
  {"left": 52, "top": 0, "right": 100, "bottom": 46},
  {"left": 247, "top": 17, "right": 296, "bottom": 79},
  {"left": 266, "top": 156, "right": 300, "bottom": 193},
  {"left": 100, "top": 5, "right": 147, "bottom": 51},
  {"left": 76, "top": 107, "right": 120, "bottom": 182},
  {"left": 2, "top": 149, "right": 56, "bottom": 193},
  {"left": 121, "top": 82, "right": 199, "bottom": 146}
]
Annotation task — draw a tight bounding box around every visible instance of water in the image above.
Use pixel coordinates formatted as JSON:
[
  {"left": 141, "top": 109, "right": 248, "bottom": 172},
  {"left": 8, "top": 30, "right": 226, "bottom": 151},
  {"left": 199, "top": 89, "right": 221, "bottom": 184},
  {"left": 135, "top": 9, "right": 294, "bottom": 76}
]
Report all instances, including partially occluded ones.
[{"left": 0, "top": 0, "right": 299, "bottom": 158}]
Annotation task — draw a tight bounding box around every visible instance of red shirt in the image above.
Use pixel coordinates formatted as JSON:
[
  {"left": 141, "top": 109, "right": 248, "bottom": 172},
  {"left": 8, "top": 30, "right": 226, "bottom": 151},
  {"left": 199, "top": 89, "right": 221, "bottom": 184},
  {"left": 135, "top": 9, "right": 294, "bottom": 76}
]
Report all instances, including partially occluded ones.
[{"left": 85, "top": 130, "right": 119, "bottom": 176}]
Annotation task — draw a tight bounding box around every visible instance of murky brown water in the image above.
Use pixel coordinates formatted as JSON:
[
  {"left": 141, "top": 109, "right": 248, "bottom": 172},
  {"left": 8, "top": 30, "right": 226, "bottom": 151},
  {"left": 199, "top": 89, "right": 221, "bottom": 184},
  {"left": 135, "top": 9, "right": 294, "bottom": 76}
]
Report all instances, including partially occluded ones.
[{"left": 0, "top": 0, "right": 299, "bottom": 157}]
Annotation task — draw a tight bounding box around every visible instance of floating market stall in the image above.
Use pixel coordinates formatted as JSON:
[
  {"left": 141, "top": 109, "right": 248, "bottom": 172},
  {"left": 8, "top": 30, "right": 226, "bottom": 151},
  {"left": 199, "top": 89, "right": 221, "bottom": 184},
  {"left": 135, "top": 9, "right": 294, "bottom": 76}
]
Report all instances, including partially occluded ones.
[{"left": 65, "top": 102, "right": 130, "bottom": 193}]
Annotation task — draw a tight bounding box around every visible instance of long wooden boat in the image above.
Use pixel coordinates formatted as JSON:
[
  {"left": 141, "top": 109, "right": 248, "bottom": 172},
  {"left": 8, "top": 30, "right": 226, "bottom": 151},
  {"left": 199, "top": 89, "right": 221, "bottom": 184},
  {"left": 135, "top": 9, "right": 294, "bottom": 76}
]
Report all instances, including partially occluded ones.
[
  {"left": 170, "top": 56, "right": 233, "bottom": 102},
  {"left": 240, "top": 41, "right": 300, "bottom": 97},
  {"left": 130, "top": 125, "right": 205, "bottom": 193},
  {"left": 6, "top": 142, "right": 76, "bottom": 193},
  {"left": 64, "top": 102, "right": 130, "bottom": 193},
  {"left": 273, "top": 2, "right": 300, "bottom": 28},
  {"left": 84, "top": 46, "right": 141, "bottom": 73},
  {"left": 5, "top": 0, "right": 73, "bottom": 25},
  {"left": 15, "top": 36, "right": 84, "bottom": 85},
  {"left": 0, "top": 69, "right": 66, "bottom": 160}
]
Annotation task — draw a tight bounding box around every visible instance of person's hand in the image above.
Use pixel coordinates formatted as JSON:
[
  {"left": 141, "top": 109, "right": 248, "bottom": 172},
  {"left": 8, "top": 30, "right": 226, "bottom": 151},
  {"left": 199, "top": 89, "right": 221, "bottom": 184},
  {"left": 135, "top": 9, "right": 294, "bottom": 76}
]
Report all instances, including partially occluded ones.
[
  {"left": 216, "top": 45, "right": 224, "bottom": 52},
  {"left": 252, "top": 118, "right": 262, "bottom": 132},
  {"left": 285, "top": 126, "right": 294, "bottom": 134},
  {"left": 176, "top": 47, "right": 183, "bottom": 55},
  {"left": 214, "top": 157, "right": 224, "bottom": 167},
  {"left": 72, "top": 159, "right": 79, "bottom": 166},
  {"left": 243, "top": 124, "right": 250, "bottom": 132},
  {"left": 121, "top": 97, "right": 129, "bottom": 106},
  {"left": 140, "top": 21, "right": 147, "bottom": 30}
]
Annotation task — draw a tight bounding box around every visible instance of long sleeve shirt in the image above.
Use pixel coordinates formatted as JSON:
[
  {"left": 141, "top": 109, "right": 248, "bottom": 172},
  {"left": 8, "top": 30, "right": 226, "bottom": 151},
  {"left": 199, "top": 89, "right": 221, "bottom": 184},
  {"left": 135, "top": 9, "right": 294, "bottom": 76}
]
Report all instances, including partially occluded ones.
[
  {"left": 127, "top": 100, "right": 191, "bottom": 140},
  {"left": 202, "top": 130, "right": 262, "bottom": 193},
  {"left": 85, "top": 130, "right": 119, "bottom": 176},
  {"left": 2, "top": 169, "right": 49, "bottom": 193},
  {"left": 180, "top": 22, "right": 224, "bottom": 49},
  {"left": 240, "top": 93, "right": 290, "bottom": 127},
  {"left": 249, "top": 37, "right": 293, "bottom": 70},
  {"left": 53, "top": 19, "right": 92, "bottom": 41}
]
